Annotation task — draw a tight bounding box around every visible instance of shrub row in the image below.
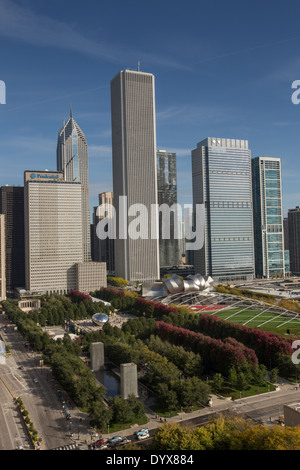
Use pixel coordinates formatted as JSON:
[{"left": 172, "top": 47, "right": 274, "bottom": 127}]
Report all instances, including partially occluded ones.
[
  {"left": 171, "top": 313, "right": 294, "bottom": 366},
  {"left": 155, "top": 321, "right": 258, "bottom": 375}
]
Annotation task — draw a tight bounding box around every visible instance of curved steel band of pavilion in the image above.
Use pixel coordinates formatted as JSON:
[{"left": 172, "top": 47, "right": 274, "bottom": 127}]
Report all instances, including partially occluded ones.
[
  {"left": 162, "top": 273, "right": 214, "bottom": 295},
  {"left": 153, "top": 273, "right": 300, "bottom": 330}
]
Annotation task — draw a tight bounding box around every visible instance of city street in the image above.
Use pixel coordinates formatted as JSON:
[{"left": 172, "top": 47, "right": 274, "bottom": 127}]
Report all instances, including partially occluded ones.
[{"left": 0, "top": 315, "right": 94, "bottom": 450}]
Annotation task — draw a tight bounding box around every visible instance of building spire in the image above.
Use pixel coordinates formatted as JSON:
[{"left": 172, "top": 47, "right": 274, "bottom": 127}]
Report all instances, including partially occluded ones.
[{"left": 70, "top": 104, "right": 73, "bottom": 119}]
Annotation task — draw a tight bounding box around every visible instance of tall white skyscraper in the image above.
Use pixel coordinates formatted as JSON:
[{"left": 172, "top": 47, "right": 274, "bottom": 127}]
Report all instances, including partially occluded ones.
[
  {"left": 111, "top": 69, "right": 160, "bottom": 281},
  {"left": 24, "top": 171, "right": 83, "bottom": 294},
  {"left": 57, "top": 109, "right": 90, "bottom": 261}
]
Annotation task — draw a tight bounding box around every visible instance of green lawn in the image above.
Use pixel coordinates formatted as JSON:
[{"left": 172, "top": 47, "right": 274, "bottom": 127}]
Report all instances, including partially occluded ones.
[
  {"left": 218, "top": 381, "right": 276, "bottom": 400},
  {"left": 200, "top": 308, "right": 300, "bottom": 335},
  {"left": 105, "top": 415, "right": 148, "bottom": 433}
]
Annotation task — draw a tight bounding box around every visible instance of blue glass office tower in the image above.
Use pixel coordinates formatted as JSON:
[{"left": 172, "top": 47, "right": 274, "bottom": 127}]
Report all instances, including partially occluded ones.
[
  {"left": 192, "top": 138, "right": 255, "bottom": 282},
  {"left": 252, "top": 157, "right": 285, "bottom": 278}
]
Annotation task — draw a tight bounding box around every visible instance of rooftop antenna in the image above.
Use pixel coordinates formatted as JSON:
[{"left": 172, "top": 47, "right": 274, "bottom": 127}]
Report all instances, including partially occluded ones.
[{"left": 137, "top": 61, "right": 141, "bottom": 71}]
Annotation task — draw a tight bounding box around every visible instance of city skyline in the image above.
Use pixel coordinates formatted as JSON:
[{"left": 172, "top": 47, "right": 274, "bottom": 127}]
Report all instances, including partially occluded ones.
[{"left": 1, "top": 1, "right": 300, "bottom": 217}]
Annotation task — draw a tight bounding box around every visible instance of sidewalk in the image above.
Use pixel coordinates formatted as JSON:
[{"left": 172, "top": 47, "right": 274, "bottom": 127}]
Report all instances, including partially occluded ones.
[{"left": 67, "top": 381, "right": 298, "bottom": 450}]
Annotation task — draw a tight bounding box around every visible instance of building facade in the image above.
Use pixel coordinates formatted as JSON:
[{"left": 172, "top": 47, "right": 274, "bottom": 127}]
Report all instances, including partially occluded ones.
[
  {"left": 0, "top": 186, "right": 25, "bottom": 290},
  {"left": 191, "top": 137, "right": 255, "bottom": 282},
  {"left": 252, "top": 157, "right": 285, "bottom": 278},
  {"left": 157, "top": 150, "right": 179, "bottom": 267},
  {"left": 111, "top": 69, "right": 160, "bottom": 282},
  {"left": 288, "top": 206, "right": 300, "bottom": 276},
  {"left": 0, "top": 214, "right": 6, "bottom": 300},
  {"left": 57, "top": 109, "right": 90, "bottom": 262},
  {"left": 91, "top": 191, "right": 115, "bottom": 274},
  {"left": 76, "top": 262, "right": 107, "bottom": 293},
  {"left": 24, "top": 171, "right": 83, "bottom": 294}
]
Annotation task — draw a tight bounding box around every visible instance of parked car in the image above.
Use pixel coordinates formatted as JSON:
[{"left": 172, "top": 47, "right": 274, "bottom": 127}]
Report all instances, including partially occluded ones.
[
  {"left": 94, "top": 439, "right": 106, "bottom": 447},
  {"left": 118, "top": 438, "right": 131, "bottom": 446},
  {"left": 98, "top": 444, "right": 108, "bottom": 450},
  {"left": 135, "top": 428, "right": 148, "bottom": 435},
  {"left": 137, "top": 432, "right": 150, "bottom": 440},
  {"left": 107, "top": 436, "right": 123, "bottom": 446}
]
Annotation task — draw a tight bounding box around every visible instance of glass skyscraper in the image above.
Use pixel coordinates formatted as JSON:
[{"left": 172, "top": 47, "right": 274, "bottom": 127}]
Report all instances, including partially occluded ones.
[
  {"left": 0, "top": 186, "right": 25, "bottom": 290},
  {"left": 288, "top": 206, "right": 300, "bottom": 276},
  {"left": 191, "top": 137, "right": 255, "bottom": 282},
  {"left": 157, "top": 150, "right": 179, "bottom": 267},
  {"left": 252, "top": 157, "right": 285, "bottom": 278},
  {"left": 57, "top": 109, "right": 90, "bottom": 262}
]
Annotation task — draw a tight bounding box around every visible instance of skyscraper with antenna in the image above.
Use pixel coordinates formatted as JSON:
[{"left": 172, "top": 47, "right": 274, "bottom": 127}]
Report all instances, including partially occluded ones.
[
  {"left": 111, "top": 69, "right": 160, "bottom": 281},
  {"left": 56, "top": 108, "right": 90, "bottom": 261}
]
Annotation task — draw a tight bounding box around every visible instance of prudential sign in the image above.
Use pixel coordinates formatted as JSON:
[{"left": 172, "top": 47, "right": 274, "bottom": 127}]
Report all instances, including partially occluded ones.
[{"left": 30, "top": 173, "right": 60, "bottom": 180}]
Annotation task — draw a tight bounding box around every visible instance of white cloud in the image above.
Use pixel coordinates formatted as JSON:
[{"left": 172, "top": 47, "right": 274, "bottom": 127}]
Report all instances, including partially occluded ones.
[
  {"left": 88, "top": 144, "right": 112, "bottom": 159},
  {"left": 0, "top": 0, "right": 189, "bottom": 70}
]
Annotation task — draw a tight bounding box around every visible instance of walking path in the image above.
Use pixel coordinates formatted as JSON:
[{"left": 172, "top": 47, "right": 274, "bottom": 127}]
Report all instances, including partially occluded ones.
[{"left": 72, "top": 380, "right": 298, "bottom": 450}]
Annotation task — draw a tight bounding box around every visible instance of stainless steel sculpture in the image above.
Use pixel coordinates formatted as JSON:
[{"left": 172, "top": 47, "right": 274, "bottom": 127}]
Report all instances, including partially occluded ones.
[
  {"left": 162, "top": 273, "right": 213, "bottom": 294},
  {"left": 92, "top": 313, "right": 109, "bottom": 325}
]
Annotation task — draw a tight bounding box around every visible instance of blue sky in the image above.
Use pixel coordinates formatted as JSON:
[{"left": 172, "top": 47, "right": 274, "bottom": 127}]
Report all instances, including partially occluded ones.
[{"left": 1, "top": 0, "right": 300, "bottom": 217}]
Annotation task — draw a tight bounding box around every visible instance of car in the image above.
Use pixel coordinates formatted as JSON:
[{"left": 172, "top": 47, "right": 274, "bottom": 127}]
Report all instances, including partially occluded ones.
[
  {"left": 94, "top": 439, "right": 106, "bottom": 447},
  {"left": 107, "top": 436, "right": 123, "bottom": 446},
  {"left": 137, "top": 432, "right": 150, "bottom": 440},
  {"left": 135, "top": 428, "right": 148, "bottom": 435},
  {"left": 33, "top": 378, "right": 38, "bottom": 383},
  {"left": 118, "top": 438, "right": 131, "bottom": 446}
]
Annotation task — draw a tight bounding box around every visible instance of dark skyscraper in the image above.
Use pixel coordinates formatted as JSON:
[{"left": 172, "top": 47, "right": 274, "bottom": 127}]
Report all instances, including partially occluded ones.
[
  {"left": 0, "top": 186, "right": 25, "bottom": 290},
  {"left": 157, "top": 150, "right": 179, "bottom": 267},
  {"left": 288, "top": 206, "right": 300, "bottom": 275}
]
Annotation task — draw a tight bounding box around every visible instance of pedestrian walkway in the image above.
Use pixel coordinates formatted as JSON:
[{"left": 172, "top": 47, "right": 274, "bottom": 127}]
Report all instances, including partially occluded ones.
[{"left": 61, "top": 380, "right": 298, "bottom": 450}]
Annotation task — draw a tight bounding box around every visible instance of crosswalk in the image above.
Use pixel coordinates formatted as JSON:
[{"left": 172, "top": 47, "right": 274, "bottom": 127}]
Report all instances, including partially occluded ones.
[{"left": 51, "top": 443, "right": 78, "bottom": 451}]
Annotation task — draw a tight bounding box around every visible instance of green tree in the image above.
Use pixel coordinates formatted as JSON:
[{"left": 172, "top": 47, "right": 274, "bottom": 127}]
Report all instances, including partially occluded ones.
[
  {"left": 211, "top": 373, "right": 224, "bottom": 394},
  {"left": 270, "top": 368, "right": 279, "bottom": 384},
  {"left": 89, "top": 400, "right": 112, "bottom": 430},
  {"left": 252, "top": 364, "right": 267, "bottom": 386},
  {"left": 156, "top": 383, "right": 178, "bottom": 411},
  {"left": 236, "top": 372, "right": 248, "bottom": 391},
  {"left": 228, "top": 367, "right": 237, "bottom": 388},
  {"left": 152, "top": 423, "right": 202, "bottom": 450},
  {"left": 230, "top": 424, "right": 300, "bottom": 450},
  {"left": 127, "top": 394, "right": 146, "bottom": 419},
  {"left": 109, "top": 396, "right": 133, "bottom": 424}
]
